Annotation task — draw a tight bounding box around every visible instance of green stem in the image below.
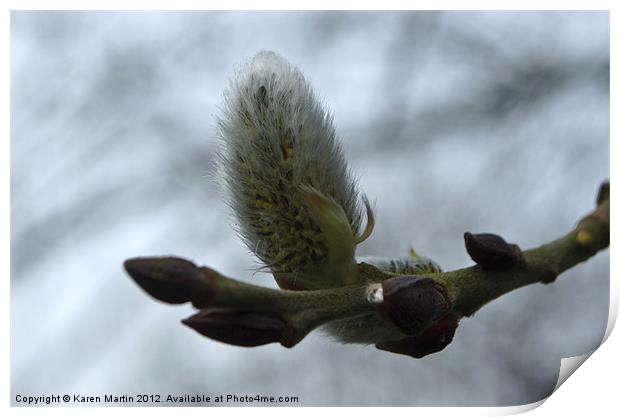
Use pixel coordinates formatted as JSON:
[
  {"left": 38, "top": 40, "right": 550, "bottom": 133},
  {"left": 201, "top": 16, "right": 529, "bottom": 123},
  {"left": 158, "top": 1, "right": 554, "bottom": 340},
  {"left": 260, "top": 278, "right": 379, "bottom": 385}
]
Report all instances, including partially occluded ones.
[{"left": 125, "top": 182, "right": 609, "bottom": 350}]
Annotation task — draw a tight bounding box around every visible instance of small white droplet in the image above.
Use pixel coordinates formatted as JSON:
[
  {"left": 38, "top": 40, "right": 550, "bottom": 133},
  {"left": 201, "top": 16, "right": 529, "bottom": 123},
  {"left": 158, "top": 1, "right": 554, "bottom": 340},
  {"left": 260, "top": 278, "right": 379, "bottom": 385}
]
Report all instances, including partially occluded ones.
[{"left": 366, "top": 283, "right": 384, "bottom": 304}]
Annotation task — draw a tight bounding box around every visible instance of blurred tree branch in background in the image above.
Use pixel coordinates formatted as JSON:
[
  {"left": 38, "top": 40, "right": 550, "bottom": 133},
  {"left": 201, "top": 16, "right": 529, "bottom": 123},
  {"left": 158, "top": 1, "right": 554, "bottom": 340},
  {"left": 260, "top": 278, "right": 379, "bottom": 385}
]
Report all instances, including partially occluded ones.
[{"left": 125, "top": 181, "right": 609, "bottom": 358}]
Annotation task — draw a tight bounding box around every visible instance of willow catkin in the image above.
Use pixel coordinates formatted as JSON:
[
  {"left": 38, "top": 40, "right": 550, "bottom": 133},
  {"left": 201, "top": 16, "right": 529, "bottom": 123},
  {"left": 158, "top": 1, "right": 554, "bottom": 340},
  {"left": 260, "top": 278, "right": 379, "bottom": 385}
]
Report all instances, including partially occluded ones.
[
  {"left": 216, "top": 51, "right": 372, "bottom": 287},
  {"left": 216, "top": 51, "right": 445, "bottom": 343}
]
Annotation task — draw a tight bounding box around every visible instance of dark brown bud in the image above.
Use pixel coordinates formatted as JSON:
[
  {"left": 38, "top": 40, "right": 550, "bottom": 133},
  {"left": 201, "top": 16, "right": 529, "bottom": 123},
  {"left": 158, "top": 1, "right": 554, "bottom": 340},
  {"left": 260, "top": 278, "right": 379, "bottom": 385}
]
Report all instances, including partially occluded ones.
[
  {"left": 597, "top": 181, "right": 609, "bottom": 206},
  {"left": 182, "top": 310, "right": 285, "bottom": 347},
  {"left": 124, "top": 257, "right": 215, "bottom": 304},
  {"left": 375, "top": 314, "right": 459, "bottom": 358},
  {"left": 378, "top": 276, "right": 450, "bottom": 336},
  {"left": 464, "top": 232, "right": 521, "bottom": 270}
]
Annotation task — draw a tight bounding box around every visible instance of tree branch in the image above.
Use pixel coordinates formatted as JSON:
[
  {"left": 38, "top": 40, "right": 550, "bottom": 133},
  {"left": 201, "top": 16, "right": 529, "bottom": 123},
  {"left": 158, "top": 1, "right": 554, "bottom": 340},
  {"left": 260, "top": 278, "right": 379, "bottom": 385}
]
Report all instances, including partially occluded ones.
[
  {"left": 444, "top": 180, "right": 609, "bottom": 317},
  {"left": 123, "top": 257, "right": 382, "bottom": 347},
  {"left": 124, "top": 181, "right": 609, "bottom": 357}
]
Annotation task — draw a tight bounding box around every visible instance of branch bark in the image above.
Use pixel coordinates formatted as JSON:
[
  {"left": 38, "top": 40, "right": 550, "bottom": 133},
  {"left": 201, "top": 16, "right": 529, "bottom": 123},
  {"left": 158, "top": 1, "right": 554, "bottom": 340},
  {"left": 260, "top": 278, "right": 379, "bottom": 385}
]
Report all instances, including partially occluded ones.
[{"left": 124, "top": 181, "right": 609, "bottom": 357}]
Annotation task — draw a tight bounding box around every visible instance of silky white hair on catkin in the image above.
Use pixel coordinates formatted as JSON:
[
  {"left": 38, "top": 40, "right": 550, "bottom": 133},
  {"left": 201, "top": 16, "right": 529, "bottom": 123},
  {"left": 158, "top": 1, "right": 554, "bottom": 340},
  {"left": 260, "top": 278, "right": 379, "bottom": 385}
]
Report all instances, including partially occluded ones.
[{"left": 216, "top": 51, "right": 369, "bottom": 274}]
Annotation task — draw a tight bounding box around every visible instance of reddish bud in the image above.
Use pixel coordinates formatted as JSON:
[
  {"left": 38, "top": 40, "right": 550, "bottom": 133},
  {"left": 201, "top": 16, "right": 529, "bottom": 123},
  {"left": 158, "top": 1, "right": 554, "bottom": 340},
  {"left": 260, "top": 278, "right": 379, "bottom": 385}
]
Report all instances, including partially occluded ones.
[
  {"left": 379, "top": 276, "right": 450, "bottom": 336},
  {"left": 182, "top": 310, "right": 285, "bottom": 347},
  {"left": 124, "top": 257, "right": 214, "bottom": 304},
  {"left": 375, "top": 314, "right": 459, "bottom": 358},
  {"left": 272, "top": 272, "right": 306, "bottom": 291},
  {"left": 463, "top": 232, "right": 521, "bottom": 270}
]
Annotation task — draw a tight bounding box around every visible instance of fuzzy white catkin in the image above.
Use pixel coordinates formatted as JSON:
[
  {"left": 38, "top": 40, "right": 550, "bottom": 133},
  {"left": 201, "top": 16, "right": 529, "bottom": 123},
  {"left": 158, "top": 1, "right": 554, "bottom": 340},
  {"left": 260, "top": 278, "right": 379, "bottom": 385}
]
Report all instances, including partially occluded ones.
[
  {"left": 216, "top": 51, "right": 366, "bottom": 275},
  {"left": 357, "top": 256, "right": 442, "bottom": 275},
  {"left": 217, "top": 51, "right": 444, "bottom": 343}
]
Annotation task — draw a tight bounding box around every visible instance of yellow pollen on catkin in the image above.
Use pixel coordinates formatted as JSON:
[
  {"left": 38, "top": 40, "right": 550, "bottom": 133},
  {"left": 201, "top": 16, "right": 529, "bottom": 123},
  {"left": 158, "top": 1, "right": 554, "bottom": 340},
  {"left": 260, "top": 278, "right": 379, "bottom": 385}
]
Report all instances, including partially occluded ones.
[
  {"left": 576, "top": 230, "right": 593, "bottom": 246},
  {"left": 255, "top": 200, "right": 273, "bottom": 210}
]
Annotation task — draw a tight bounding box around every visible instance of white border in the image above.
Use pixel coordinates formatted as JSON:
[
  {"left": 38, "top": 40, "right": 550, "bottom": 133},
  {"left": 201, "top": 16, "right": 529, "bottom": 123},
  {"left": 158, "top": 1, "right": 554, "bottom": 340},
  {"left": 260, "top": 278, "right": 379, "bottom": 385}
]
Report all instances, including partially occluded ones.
[
  {"left": 3, "top": 2, "right": 616, "bottom": 416},
  {"left": 0, "top": 1, "right": 616, "bottom": 11}
]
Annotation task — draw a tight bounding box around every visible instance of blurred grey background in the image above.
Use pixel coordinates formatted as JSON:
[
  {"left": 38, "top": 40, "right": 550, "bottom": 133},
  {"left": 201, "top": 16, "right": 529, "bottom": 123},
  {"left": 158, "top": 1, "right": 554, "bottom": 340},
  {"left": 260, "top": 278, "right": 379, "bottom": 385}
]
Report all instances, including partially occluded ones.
[{"left": 11, "top": 11, "right": 609, "bottom": 406}]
